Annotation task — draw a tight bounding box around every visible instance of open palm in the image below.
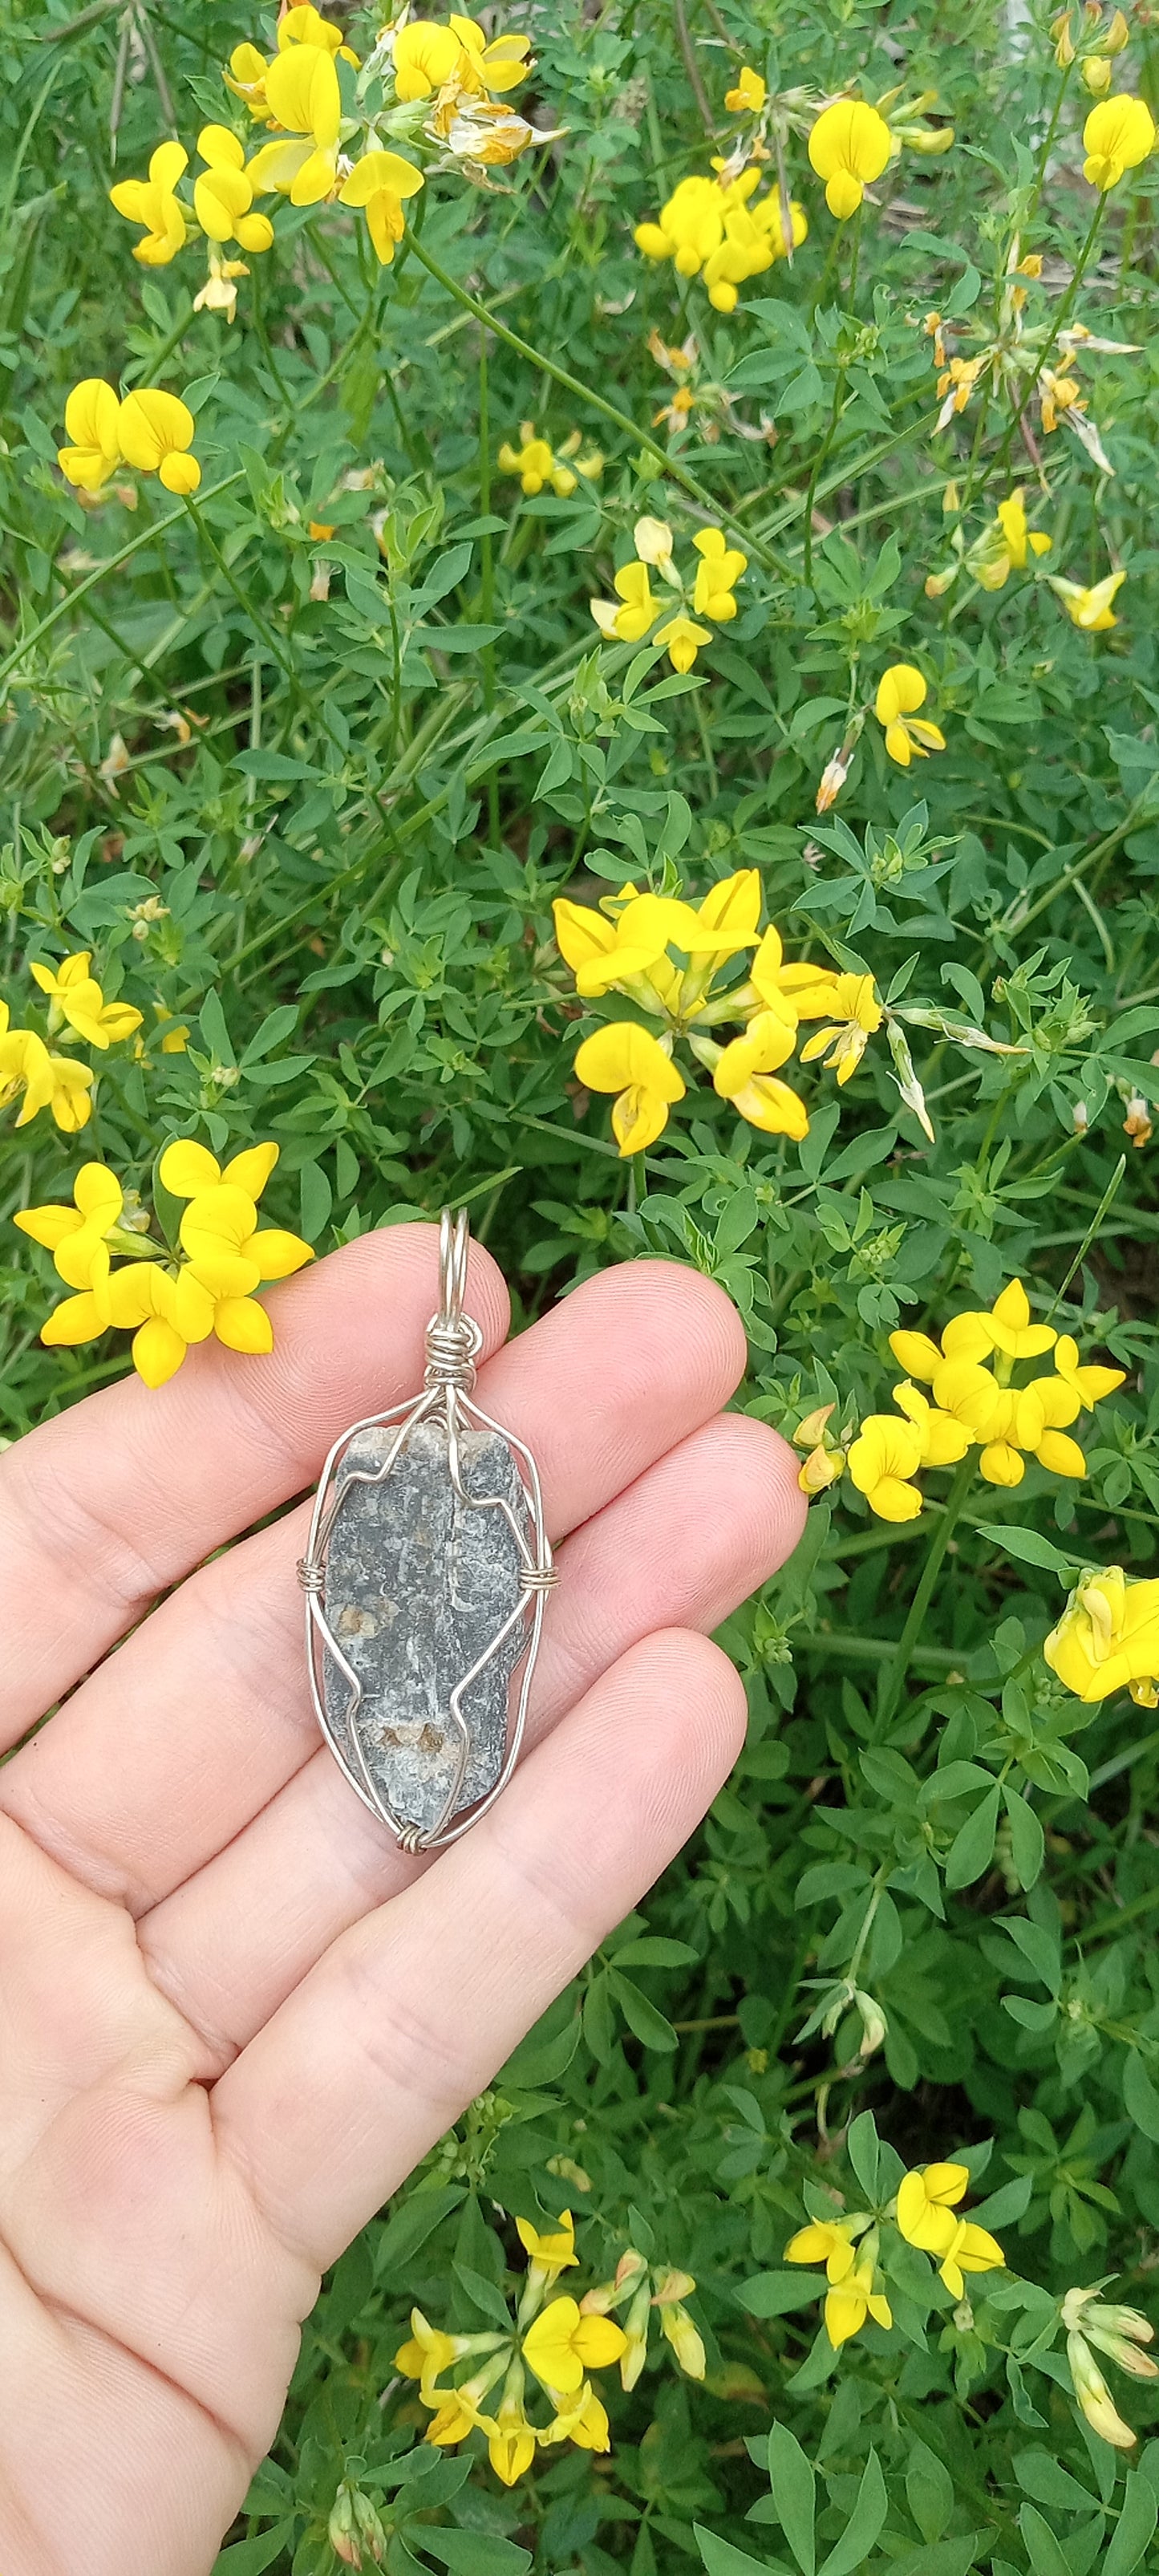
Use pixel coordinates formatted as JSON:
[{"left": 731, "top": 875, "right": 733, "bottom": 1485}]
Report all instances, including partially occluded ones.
[{"left": 0, "top": 1226, "right": 803, "bottom": 2576}]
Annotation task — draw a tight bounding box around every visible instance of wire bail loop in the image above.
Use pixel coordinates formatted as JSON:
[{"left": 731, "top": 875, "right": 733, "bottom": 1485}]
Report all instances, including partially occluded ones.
[{"left": 423, "top": 1207, "right": 483, "bottom": 1389}]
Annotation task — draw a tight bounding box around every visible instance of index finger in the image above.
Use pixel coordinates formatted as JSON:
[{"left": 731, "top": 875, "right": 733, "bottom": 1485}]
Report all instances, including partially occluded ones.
[{"left": 0, "top": 1224, "right": 509, "bottom": 1747}]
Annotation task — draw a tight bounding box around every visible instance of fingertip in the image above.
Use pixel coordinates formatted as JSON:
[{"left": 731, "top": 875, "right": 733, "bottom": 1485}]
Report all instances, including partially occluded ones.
[
  {"left": 608, "top": 1625, "right": 749, "bottom": 1832},
  {"left": 716, "top": 1409, "right": 809, "bottom": 1573},
  {"left": 559, "top": 1256, "right": 749, "bottom": 1406},
  {"left": 264, "top": 1219, "right": 511, "bottom": 1365}
]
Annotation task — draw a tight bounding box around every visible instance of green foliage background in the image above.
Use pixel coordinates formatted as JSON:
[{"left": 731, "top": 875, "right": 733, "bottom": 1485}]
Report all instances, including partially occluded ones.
[{"left": 6, "top": 0, "right": 1159, "bottom": 2566}]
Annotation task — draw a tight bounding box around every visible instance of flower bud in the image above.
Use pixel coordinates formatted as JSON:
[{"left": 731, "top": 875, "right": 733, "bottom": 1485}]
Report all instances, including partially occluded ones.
[
  {"left": 620, "top": 2279, "right": 651, "bottom": 2389},
  {"left": 854, "top": 1989, "right": 888, "bottom": 2057},
  {"left": 793, "top": 1402, "right": 835, "bottom": 1448},
  {"left": 1053, "top": 12, "right": 1076, "bottom": 62},
  {"left": 660, "top": 2300, "right": 707, "bottom": 2380},
  {"left": 354, "top": 2494, "right": 387, "bottom": 2564},
  {"left": 1068, "top": 2330, "right": 1137, "bottom": 2448},
  {"left": 816, "top": 743, "right": 852, "bottom": 812},
  {"left": 799, "top": 1443, "right": 845, "bottom": 1495},
  {"left": 1125, "top": 1096, "right": 1152, "bottom": 1149},
  {"left": 1072, "top": 1099, "right": 1090, "bottom": 1134},
  {"left": 1104, "top": 7, "right": 1129, "bottom": 47},
  {"left": 328, "top": 2485, "right": 363, "bottom": 2569},
  {"left": 942, "top": 478, "right": 961, "bottom": 512},
  {"left": 1082, "top": 54, "right": 1113, "bottom": 90}
]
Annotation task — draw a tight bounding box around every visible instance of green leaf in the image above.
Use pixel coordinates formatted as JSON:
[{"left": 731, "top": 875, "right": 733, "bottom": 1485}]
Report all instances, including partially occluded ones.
[
  {"left": 610, "top": 1969, "right": 678, "bottom": 2051},
  {"left": 1018, "top": 2504, "right": 1076, "bottom": 2576},
  {"left": 452, "top": 2261, "right": 513, "bottom": 2328},
  {"left": 1002, "top": 1785, "right": 1045, "bottom": 1890},
  {"left": 845, "top": 2109, "right": 881, "bottom": 2202},
  {"left": 766, "top": 2423, "right": 816, "bottom": 2576},
  {"left": 906, "top": 2440, "right": 954, "bottom": 2543},
  {"left": 817, "top": 2452, "right": 888, "bottom": 2576},
  {"left": 298, "top": 1158, "right": 333, "bottom": 1243},
  {"left": 373, "top": 2183, "right": 465, "bottom": 2276},
  {"left": 945, "top": 1784, "right": 1001, "bottom": 1890},
  {"left": 975, "top": 1524, "right": 1079, "bottom": 1579},
  {"left": 418, "top": 2530, "right": 532, "bottom": 2574},
  {"left": 736, "top": 2273, "right": 822, "bottom": 2318},
  {"left": 211, "top": 2527, "right": 296, "bottom": 2574},
  {"left": 695, "top": 2528, "right": 776, "bottom": 2576},
  {"left": 611, "top": 1936, "right": 700, "bottom": 1968},
  {"left": 1105, "top": 2470, "right": 1159, "bottom": 2576},
  {"left": 1124, "top": 2051, "right": 1159, "bottom": 2143}
]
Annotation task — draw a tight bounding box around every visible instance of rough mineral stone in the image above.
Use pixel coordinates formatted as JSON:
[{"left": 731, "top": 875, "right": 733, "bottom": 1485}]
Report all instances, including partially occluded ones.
[{"left": 322, "top": 1416, "right": 529, "bottom": 1836}]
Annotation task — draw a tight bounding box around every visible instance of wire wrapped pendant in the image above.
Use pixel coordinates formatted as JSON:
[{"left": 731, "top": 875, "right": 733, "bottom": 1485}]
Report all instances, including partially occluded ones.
[{"left": 298, "top": 1211, "right": 556, "bottom": 1852}]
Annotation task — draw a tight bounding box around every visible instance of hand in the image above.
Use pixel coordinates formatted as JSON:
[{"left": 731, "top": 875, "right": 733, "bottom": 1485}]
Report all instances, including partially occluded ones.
[{"left": 0, "top": 1227, "right": 803, "bottom": 2576}]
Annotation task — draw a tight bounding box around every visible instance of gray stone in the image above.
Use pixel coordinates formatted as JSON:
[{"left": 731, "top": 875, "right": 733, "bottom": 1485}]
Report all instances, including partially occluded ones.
[{"left": 322, "top": 1416, "right": 529, "bottom": 1836}]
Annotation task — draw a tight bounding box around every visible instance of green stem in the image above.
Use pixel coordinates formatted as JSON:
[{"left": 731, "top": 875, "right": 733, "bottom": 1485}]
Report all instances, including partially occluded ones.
[
  {"left": 803, "top": 367, "right": 846, "bottom": 583},
  {"left": 0, "top": 472, "right": 245, "bottom": 696},
  {"left": 877, "top": 1454, "right": 977, "bottom": 1731},
  {"left": 407, "top": 235, "right": 792, "bottom": 578},
  {"left": 478, "top": 333, "right": 500, "bottom": 846}
]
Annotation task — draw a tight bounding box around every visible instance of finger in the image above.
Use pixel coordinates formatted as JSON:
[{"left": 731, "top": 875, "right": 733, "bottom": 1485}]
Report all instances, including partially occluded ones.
[
  {"left": 0, "top": 1225, "right": 509, "bottom": 1746},
  {"left": 140, "top": 1414, "right": 804, "bottom": 2059},
  {"left": 212, "top": 1627, "right": 747, "bottom": 2270},
  {"left": 0, "top": 1262, "right": 748, "bottom": 1901}
]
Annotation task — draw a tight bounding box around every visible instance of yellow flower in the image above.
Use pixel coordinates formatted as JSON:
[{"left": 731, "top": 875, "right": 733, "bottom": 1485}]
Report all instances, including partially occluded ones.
[
  {"left": 109, "top": 140, "right": 190, "bottom": 265},
  {"left": 725, "top": 66, "right": 767, "bottom": 113},
  {"left": 395, "top": 2308, "right": 462, "bottom": 2400},
  {"left": 825, "top": 2258, "right": 893, "bottom": 2347},
  {"left": 247, "top": 44, "right": 342, "bottom": 203},
  {"left": 708, "top": 1012, "right": 809, "bottom": 1138},
  {"left": 424, "top": 2369, "right": 500, "bottom": 2448},
  {"left": 961, "top": 1276, "right": 1056, "bottom": 1361},
  {"left": 14, "top": 1161, "right": 125, "bottom": 1289},
  {"left": 634, "top": 169, "right": 804, "bottom": 310},
  {"left": 797, "top": 972, "right": 882, "bottom": 1085},
  {"left": 1053, "top": 1333, "right": 1125, "bottom": 1406},
  {"left": 936, "top": 2219, "right": 1005, "bottom": 2298},
  {"left": 30, "top": 951, "right": 142, "bottom": 1049},
  {"left": 193, "top": 124, "right": 275, "bottom": 253},
  {"left": 450, "top": 14, "right": 534, "bottom": 95},
  {"left": 487, "top": 2398, "right": 537, "bottom": 2485},
  {"left": 517, "top": 2211, "right": 578, "bottom": 2294},
  {"left": 392, "top": 21, "right": 459, "bottom": 95},
  {"left": 590, "top": 557, "right": 659, "bottom": 646},
  {"left": 573, "top": 1022, "right": 686, "bottom": 1155},
  {"left": 635, "top": 174, "right": 726, "bottom": 278},
  {"left": 57, "top": 379, "right": 123, "bottom": 493},
  {"left": 1046, "top": 1565, "right": 1159, "bottom": 1706},
  {"left": 159, "top": 1137, "right": 282, "bottom": 1200},
  {"left": 117, "top": 388, "right": 201, "bottom": 495},
  {"left": 0, "top": 1017, "right": 63, "bottom": 1129},
  {"left": 976, "top": 1379, "right": 1088, "bottom": 1487},
  {"left": 973, "top": 489, "right": 1052, "bottom": 590},
  {"left": 1082, "top": 93, "right": 1156, "bottom": 188},
  {"left": 784, "top": 2217, "right": 867, "bottom": 2282},
  {"left": 1048, "top": 569, "right": 1125, "bottom": 630},
  {"left": 892, "top": 1381, "right": 971, "bottom": 1466},
  {"left": 808, "top": 99, "right": 893, "bottom": 218},
  {"left": 847, "top": 1414, "right": 923, "bottom": 1521},
  {"left": 873, "top": 664, "right": 946, "bottom": 768},
  {"left": 43, "top": 1255, "right": 214, "bottom": 1386},
  {"left": 896, "top": 2162, "right": 969, "bottom": 2253},
  {"left": 338, "top": 149, "right": 425, "bottom": 264},
  {"left": 541, "top": 2382, "right": 610, "bottom": 2451},
  {"left": 749, "top": 924, "right": 840, "bottom": 1023},
  {"left": 654, "top": 611, "right": 713, "bottom": 673},
  {"left": 278, "top": 2, "right": 359, "bottom": 60},
  {"left": 691, "top": 525, "right": 747, "bottom": 621},
  {"left": 522, "top": 2296, "right": 628, "bottom": 2395}
]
